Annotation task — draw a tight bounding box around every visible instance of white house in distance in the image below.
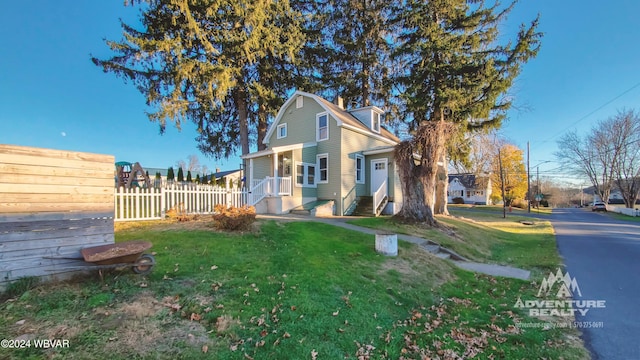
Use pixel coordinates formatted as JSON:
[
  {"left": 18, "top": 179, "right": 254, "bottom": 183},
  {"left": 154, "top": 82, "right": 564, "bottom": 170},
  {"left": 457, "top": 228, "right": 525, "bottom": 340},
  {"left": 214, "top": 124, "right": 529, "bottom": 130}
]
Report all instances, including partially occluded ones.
[{"left": 448, "top": 173, "right": 492, "bottom": 205}]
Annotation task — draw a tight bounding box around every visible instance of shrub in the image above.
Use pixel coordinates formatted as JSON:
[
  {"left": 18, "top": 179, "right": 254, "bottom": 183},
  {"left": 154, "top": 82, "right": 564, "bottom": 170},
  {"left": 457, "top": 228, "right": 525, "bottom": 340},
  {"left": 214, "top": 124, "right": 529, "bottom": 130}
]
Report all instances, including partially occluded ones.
[
  {"left": 452, "top": 197, "right": 465, "bottom": 204},
  {"left": 511, "top": 199, "right": 528, "bottom": 209},
  {"left": 212, "top": 204, "right": 256, "bottom": 231}
]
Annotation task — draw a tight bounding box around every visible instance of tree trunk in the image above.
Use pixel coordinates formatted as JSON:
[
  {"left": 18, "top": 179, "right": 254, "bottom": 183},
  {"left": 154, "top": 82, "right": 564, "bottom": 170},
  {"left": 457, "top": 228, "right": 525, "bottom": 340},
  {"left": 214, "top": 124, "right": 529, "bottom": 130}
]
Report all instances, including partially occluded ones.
[
  {"left": 257, "top": 103, "right": 268, "bottom": 151},
  {"left": 434, "top": 151, "right": 449, "bottom": 215},
  {"left": 233, "top": 88, "right": 250, "bottom": 156},
  {"left": 394, "top": 122, "right": 456, "bottom": 226}
]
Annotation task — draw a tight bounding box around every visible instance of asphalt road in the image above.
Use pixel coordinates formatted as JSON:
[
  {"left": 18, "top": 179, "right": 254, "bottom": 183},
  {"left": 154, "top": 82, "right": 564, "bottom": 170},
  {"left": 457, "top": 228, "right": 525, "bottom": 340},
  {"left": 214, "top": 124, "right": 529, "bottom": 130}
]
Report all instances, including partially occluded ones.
[{"left": 551, "top": 208, "right": 640, "bottom": 359}]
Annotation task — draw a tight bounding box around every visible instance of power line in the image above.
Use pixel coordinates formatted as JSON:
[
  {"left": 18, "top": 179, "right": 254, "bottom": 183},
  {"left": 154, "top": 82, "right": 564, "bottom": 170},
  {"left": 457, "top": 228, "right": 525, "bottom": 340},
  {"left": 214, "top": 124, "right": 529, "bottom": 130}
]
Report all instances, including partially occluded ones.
[{"left": 532, "top": 80, "right": 640, "bottom": 150}]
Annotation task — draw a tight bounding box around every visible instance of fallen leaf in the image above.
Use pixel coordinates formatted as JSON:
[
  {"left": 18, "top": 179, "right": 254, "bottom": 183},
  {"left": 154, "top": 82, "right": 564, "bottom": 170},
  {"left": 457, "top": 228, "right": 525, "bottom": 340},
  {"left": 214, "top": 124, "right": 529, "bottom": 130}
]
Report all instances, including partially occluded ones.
[
  {"left": 15, "top": 319, "right": 25, "bottom": 325},
  {"left": 190, "top": 313, "right": 202, "bottom": 321},
  {"left": 291, "top": 305, "right": 297, "bottom": 311},
  {"left": 273, "top": 338, "right": 281, "bottom": 346},
  {"left": 311, "top": 349, "right": 318, "bottom": 360},
  {"left": 230, "top": 344, "right": 238, "bottom": 351},
  {"left": 260, "top": 330, "right": 268, "bottom": 337},
  {"left": 211, "top": 265, "right": 218, "bottom": 270},
  {"left": 139, "top": 282, "right": 148, "bottom": 288},
  {"left": 332, "top": 310, "right": 339, "bottom": 316},
  {"left": 283, "top": 332, "right": 291, "bottom": 338},
  {"left": 202, "top": 345, "right": 208, "bottom": 353},
  {"left": 337, "top": 328, "right": 344, "bottom": 333},
  {"left": 244, "top": 353, "right": 254, "bottom": 360},
  {"left": 256, "top": 340, "right": 265, "bottom": 347}
]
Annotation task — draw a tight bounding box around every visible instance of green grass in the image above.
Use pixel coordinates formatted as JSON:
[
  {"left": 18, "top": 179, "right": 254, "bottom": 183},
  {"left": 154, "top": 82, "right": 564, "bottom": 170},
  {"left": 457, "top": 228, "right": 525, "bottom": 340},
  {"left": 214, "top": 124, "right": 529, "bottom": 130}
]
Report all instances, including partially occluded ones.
[{"left": 0, "top": 218, "right": 587, "bottom": 359}]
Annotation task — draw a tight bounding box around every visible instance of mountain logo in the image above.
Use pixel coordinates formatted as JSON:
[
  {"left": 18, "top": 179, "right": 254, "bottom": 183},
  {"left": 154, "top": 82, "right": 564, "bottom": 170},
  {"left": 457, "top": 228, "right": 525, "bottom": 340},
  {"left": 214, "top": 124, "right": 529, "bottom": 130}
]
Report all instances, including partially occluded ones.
[{"left": 537, "top": 268, "right": 582, "bottom": 298}]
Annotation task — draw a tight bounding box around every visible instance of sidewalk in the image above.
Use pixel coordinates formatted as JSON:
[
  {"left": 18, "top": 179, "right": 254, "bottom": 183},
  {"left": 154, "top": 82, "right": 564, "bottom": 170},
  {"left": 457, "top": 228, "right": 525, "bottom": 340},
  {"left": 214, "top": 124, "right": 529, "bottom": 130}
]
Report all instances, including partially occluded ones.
[{"left": 257, "top": 214, "right": 531, "bottom": 280}]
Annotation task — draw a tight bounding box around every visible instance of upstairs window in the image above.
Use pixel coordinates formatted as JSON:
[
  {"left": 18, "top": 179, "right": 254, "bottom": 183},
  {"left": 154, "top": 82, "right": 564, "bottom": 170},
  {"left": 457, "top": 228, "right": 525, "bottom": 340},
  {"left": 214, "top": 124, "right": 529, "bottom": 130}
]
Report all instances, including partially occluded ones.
[
  {"left": 277, "top": 123, "right": 287, "bottom": 139},
  {"left": 317, "top": 113, "right": 328, "bottom": 141},
  {"left": 372, "top": 113, "right": 381, "bottom": 133}
]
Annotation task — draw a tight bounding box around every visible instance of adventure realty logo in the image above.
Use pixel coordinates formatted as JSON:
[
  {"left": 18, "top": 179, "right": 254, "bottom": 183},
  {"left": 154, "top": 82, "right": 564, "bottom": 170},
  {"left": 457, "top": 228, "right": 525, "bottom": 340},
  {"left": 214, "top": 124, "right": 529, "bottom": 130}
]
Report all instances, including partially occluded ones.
[{"left": 514, "top": 268, "right": 606, "bottom": 316}]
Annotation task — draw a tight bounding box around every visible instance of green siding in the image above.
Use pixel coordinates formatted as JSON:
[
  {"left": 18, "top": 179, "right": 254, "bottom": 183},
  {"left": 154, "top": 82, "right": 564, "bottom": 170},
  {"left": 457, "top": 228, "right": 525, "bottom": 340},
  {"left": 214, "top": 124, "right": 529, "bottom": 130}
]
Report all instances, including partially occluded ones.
[{"left": 268, "top": 95, "right": 326, "bottom": 147}]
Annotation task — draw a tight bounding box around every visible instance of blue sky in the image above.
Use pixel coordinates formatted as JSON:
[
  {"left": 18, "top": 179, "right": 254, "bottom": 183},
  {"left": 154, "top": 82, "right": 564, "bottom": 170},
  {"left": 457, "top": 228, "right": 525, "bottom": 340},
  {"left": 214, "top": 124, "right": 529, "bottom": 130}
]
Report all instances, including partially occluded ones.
[{"left": 1, "top": 1, "right": 639, "bottom": 183}]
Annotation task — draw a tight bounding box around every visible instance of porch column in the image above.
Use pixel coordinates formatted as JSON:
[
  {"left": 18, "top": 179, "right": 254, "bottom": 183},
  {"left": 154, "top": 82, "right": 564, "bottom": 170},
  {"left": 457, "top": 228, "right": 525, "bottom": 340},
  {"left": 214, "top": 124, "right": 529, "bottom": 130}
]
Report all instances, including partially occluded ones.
[
  {"left": 249, "top": 158, "right": 254, "bottom": 189},
  {"left": 272, "top": 152, "right": 279, "bottom": 196}
]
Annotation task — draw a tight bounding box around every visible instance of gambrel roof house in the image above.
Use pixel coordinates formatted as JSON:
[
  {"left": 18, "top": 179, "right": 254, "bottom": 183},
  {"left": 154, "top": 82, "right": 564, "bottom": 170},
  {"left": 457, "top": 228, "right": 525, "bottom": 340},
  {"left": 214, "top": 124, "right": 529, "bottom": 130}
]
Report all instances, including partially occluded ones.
[
  {"left": 242, "top": 91, "right": 403, "bottom": 216},
  {"left": 447, "top": 173, "right": 492, "bottom": 205}
]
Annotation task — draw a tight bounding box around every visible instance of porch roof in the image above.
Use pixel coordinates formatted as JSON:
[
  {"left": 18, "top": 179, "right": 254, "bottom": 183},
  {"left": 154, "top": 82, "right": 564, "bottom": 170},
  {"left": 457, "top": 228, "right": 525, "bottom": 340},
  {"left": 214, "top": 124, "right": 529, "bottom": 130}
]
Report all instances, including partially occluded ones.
[{"left": 241, "top": 141, "right": 317, "bottom": 160}]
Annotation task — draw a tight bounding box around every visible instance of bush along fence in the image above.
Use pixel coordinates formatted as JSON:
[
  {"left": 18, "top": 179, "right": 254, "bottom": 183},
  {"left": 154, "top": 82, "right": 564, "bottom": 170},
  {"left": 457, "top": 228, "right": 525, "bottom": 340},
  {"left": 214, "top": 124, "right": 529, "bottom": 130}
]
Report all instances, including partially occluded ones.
[{"left": 114, "top": 183, "right": 247, "bottom": 221}]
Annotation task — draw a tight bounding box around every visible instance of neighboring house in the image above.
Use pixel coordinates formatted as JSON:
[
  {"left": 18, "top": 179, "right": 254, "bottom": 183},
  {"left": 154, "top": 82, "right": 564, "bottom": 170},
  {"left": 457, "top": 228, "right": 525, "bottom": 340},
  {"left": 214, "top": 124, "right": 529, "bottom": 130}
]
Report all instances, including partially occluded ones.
[
  {"left": 447, "top": 174, "right": 492, "bottom": 205},
  {"left": 209, "top": 168, "right": 243, "bottom": 187},
  {"left": 242, "top": 91, "right": 402, "bottom": 216}
]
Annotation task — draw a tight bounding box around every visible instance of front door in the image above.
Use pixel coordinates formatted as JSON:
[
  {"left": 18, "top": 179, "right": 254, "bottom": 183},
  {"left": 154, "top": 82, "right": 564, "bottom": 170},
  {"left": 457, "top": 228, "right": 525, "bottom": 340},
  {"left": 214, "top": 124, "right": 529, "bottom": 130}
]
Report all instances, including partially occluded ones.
[{"left": 371, "top": 158, "right": 388, "bottom": 195}]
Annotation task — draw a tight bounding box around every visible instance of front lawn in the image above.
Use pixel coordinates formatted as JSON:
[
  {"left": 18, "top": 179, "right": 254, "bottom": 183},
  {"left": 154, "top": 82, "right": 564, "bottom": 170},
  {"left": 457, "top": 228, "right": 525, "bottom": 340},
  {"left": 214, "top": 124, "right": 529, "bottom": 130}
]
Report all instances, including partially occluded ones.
[{"left": 0, "top": 217, "right": 587, "bottom": 359}]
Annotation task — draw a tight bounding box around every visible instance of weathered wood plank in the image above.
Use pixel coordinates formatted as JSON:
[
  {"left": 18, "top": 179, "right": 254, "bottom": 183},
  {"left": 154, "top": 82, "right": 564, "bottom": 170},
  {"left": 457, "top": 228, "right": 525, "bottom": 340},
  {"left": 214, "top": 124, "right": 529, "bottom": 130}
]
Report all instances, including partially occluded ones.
[
  {"left": 0, "top": 163, "right": 110, "bottom": 179},
  {"left": 0, "top": 173, "right": 114, "bottom": 187},
  {"left": 0, "top": 144, "right": 114, "bottom": 164},
  {"left": 0, "top": 211, "right": 113, "bottom": 223},
  {"left": 0, "top": 183, "right": 114, "bottom": 195},
  {"left": 0, "top": 193, "right": 113, "bottom": 205},
  {"left": 0, "top": 234, "right": 114, "bottom": 261},
  {"left": 0, "top": 202, "right": 114, "bottom": 214},
  {"left": 0, "top": 154, "right": 113, "bottom": 172},
  {"left": 0, "top": 216, "right": 112, "bottom": 232},
  {"left": 0, "top": 225, "right": 113, "bottom": 247}
]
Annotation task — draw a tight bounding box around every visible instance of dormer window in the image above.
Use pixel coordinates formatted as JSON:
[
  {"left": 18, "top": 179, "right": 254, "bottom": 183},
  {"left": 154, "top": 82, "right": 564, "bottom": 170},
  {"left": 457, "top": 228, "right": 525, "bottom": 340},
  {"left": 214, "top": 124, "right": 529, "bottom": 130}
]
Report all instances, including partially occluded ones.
[{"left": 372, "top": 112, "right": 381, "bottom": 133}]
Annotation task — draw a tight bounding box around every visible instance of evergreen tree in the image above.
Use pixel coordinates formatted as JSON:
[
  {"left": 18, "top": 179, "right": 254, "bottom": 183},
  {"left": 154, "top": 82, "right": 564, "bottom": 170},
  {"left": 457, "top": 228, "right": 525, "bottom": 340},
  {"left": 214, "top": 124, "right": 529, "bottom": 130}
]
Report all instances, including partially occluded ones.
[
  {"left": 177, "top": 167, "right": 185, "bottom": 182},
  {"left": 186, "top": 170, "right": 192, "bottom": 183},
  {"left": 324, "top": 0, "right": 396, "bottom": 108},
  {"left": 92, "top": 0, "right": 305, "bottom": 158},
  {"left": 195, "top": 174, "right": 201, "bottom": 184},
  {"left": 167, "top": 167, "right": 175, "bottom": 182},
  {"left": 393, "top": 0, "right": 541, "bottom": 223}
]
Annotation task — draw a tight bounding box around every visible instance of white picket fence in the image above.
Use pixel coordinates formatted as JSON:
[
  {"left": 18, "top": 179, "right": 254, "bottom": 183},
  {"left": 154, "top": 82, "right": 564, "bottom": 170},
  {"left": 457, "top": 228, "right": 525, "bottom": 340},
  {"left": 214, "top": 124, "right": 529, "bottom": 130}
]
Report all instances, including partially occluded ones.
[{"left": 114, "top": 184, "right": 247, "bottom": 222}]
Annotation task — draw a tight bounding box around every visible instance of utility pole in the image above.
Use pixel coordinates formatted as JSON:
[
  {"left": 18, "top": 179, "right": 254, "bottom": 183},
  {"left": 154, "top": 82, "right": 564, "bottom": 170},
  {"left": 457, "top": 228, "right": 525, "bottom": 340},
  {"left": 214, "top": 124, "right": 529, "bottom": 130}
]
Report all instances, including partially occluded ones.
[
  {"left": 499, "top": 148, "right": 506, "bottom": 218},
  {"left": 527, "top": 141, "right": 531, "bottom": 213}
]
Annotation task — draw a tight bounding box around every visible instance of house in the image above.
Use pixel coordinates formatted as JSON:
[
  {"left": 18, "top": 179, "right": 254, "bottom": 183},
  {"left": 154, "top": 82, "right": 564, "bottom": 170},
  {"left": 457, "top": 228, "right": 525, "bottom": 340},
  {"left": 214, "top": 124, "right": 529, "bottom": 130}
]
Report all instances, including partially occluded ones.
[
  {"left": 210, "top": 168, "right": 243, "bottom": 187},
  {"left": 447, "top": 173, "right": 492, "bottom": 205},
  {"left": 241, "top": 91, "right": 403, "bottom": 216}
]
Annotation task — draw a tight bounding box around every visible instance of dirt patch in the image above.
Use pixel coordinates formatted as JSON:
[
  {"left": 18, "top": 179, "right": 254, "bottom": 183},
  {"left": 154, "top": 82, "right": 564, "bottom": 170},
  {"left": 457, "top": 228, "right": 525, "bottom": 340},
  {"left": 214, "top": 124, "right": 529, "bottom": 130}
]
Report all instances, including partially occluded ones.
[{"left": 377, "top": 245, "right": 457, "bottom": 287}]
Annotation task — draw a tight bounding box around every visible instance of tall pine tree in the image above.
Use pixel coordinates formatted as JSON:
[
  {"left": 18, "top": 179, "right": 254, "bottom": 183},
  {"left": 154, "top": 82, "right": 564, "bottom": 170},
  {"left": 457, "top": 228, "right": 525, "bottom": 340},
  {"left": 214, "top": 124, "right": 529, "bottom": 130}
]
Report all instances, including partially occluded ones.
[
  {"left": 394, "top": 0, "right": 541, "bottom": 223},
  {"left": 92, "top": 0, "right": 305, "bottom": 158}
]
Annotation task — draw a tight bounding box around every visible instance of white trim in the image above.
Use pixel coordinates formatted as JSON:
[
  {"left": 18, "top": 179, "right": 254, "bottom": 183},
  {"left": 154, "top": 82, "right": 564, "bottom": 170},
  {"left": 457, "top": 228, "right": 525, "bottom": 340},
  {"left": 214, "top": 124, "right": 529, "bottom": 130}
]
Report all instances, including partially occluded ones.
[
  {"left": 355, "top": 154, "right": 365, "bottom": 184},
  {"left": 362, "top": 146, "right": 395, "bottom": 155},
  {"left": 317, "top": 153, "right": 328, "bottom": 184},
  {"left": 241, "top": 142, "right": 317, "bottom": 159},
  {"left": 296, "top": 95, "right": 303, "bottom": 108},
  {"left": 295, "top": 161, "right": 317, "bottom": 188},
  {"left": 277, "top": 123, "right": 287, "bottom": 139},
  {"left": 316, "top": 112, "right": 329, "bottom": 142}
]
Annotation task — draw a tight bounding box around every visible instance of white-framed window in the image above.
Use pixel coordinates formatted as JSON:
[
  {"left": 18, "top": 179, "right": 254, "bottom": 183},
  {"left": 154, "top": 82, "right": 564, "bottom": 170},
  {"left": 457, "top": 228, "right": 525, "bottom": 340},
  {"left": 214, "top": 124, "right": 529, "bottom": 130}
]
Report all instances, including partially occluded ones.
[
  {"left": 295, "top": 162, "right": 316, "bottom": 187},
  {"left": 355, "top": 154, "right": 365, "bottom": 184},
  {"left": 296, "top": 95, "right": 304, "bottom": 109},
  {"left": 277, "top": 123, "right": 287, "bottom": 139},
  {"left": 371, "top": 112, "right": 381, "bottom": 133},
  {"left": 317, "top": 154, "right": 328, "bottom": 183},
  {"left": 316, "top": 113, "right": 328, "bottom": 141}
]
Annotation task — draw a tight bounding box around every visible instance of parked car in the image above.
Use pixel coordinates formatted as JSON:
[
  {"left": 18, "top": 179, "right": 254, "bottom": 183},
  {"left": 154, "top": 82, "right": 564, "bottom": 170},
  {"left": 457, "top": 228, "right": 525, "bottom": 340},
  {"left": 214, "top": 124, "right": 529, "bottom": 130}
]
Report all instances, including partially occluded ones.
[{"left": 592, "top": 202, "right": 607, "bottom": 212}]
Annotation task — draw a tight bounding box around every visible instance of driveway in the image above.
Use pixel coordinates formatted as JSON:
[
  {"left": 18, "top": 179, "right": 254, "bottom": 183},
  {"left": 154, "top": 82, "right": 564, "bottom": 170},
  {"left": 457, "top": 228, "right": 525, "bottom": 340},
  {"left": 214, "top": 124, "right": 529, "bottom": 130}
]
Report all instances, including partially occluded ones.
[{"left": 551, "top": 208, "right": 640, "bottom": 359}]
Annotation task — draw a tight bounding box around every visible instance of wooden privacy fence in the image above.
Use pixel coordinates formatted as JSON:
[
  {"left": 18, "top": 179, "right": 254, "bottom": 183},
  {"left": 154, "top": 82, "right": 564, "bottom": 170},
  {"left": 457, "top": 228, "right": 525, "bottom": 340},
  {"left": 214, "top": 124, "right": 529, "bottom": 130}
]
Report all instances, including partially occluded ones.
[
  {"left": 0, "top": 144, "right": 115, "bottom": 289},
  {"left": 114, "top": 184, "right": 247, "bottom": 221}
]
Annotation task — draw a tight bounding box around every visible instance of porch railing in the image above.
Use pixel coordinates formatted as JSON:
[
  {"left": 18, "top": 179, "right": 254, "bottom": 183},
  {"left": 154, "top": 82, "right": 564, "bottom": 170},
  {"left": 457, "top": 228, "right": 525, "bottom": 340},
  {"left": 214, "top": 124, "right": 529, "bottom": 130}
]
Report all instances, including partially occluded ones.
[
  {"left": 249, "top": 176, "right": 292, "bottom": 205},
  {"left": 373, "top": 179, "right": 388, "bottom": 215}
]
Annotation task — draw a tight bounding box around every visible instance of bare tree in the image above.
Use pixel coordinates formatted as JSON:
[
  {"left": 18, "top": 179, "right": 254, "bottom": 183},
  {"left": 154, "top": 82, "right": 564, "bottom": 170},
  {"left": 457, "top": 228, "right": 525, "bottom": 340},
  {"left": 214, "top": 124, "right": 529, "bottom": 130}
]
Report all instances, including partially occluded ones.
[
  {"left": 555, "top": 110, "right": 640, "bottom": 206},
  {"left": 452, "top": 131, "right": 505, "bottom": 176},
  {"left": 556, "top": 130, "right": 615, "bottom": 204},
  {"left": 608, "top": 110, "right": 640, "bottom": 208}
]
